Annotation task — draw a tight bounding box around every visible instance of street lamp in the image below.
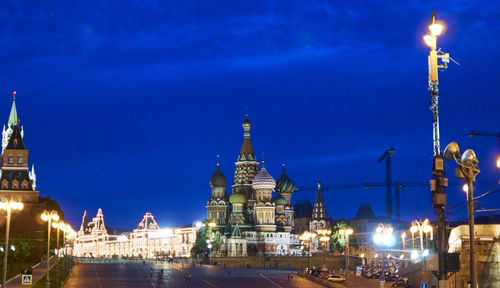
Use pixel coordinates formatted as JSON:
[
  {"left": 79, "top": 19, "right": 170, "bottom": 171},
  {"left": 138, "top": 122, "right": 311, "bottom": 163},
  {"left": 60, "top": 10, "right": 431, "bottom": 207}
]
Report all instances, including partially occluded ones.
[
  {"left": 0, "top": 197, "right": 23, "bottom": 288},
  {"left": 338, "top": 227, "right": 354, "bottom": 280},
  {"left": 299, "top": 231, "right": 314, "bottom": 269},
  {"left": 400, "top": 232, "right": 406, "bottom": 251},
  {"left": 317, "top": 229, "right": 332, "bottom": 270},
  {"left": 443, "top": 141, "right": 480, "bottom": 288},
  {"left": 410, "top": 219, "right": 432, "bottom": 251},
  {"left": 373, "top": 224, "right": 394, "bottom": 274},
  {"left": 424, "top": 12, "right": 451, "bottom": 286},
  {"left": 41, "top": 210, "right": 60, "bottom": 288}
]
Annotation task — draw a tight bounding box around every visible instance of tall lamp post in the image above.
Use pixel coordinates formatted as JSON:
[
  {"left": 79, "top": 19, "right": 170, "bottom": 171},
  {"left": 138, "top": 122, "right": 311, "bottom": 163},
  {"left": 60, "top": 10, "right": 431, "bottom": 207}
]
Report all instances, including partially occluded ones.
[
  {"left": 373, "top": 224, "right": 394, "bottom": 274},
  {"left": 317, "top": 229, "right": 331, "bottom": 270},
  {"left": 41, "top": 210, "right": 60, "bottom": 288},
  {"left": 299, "top": 231, "right": 314, "bottom": 269},
  {"left": 410, "top": 219, "right": 432, "bottom": 251},
  {"left": 0, "top": 197, "right": 23, "bottom": 288},
  {"left": 443, "top": 142, "right": 480, "bottom": 288},
  {"left": 208, "top": 222, "right": 216, "bottom": 261},
  {"left": 423, "top": 12, "right": 451, "bottom": 286},
  {"left": 338, "top": 227, "right": 353, "bottom": 280}
]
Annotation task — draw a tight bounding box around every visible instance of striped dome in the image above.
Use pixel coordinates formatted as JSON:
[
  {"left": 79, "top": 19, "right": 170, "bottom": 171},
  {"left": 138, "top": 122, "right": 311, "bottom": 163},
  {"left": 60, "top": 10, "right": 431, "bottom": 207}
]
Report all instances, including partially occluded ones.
[
  {"left": 252, "top": 163, "right": 276, "bottom": 190},
  {"left": 229, "top": 193, "right": 246, "bottom": 204},
  {"left": 210, "top": 165, "right": 227, "bottom": 187},
  {"left": 276, "top": 165, "right": 295, "bottom": 194}
]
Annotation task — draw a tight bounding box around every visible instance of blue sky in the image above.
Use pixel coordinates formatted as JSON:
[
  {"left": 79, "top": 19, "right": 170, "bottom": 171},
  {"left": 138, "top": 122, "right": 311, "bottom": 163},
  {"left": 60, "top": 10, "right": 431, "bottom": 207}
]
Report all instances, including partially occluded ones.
[{"left": 1, "top": 1, "right": 499, "bottom": 230}]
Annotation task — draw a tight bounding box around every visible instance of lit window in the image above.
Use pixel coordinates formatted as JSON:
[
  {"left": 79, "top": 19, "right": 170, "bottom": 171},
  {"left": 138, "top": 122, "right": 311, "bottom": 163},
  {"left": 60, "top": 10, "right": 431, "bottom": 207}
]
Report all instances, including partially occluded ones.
[
  {"left": 8, "top": 156, "right": 13, "bottom": 164},
  {"left": 17, "top": 156, "right": 23, "bottom": 164}
]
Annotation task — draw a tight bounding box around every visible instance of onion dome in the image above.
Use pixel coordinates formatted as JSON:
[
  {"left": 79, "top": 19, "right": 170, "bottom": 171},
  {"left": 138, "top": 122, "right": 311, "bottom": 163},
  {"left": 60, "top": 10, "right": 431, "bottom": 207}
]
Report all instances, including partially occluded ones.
[
  {"left": 252, "top": 162, "right": 276, "bottom": 190},
  {"left": 276, "top": 164, "right": 295, "bottom": 194},
  {"left": 209, "top": 164, "right": 227, "bottom": 187},
  {"left": 242, "top": 116, "right": 251, "bottom": 128},
  {"left": 273, "top": 194, "right": 287, "bottom": 206},
  {"left": 229, "top": 193, "right": 246, "bottom": 204}
]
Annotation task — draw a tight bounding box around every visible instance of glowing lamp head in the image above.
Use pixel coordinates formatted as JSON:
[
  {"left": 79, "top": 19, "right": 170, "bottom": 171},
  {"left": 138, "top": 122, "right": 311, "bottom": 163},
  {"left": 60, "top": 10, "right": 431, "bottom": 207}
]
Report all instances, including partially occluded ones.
[
  {"left": 374, "top": 253, "right": 378, "bottom": 258},
  {"left": 423, "top": 225, "right": 432, "bottom": 233},
  {"left": 360, "top": 253, "right": 365, "bottom": 258},
  {"left": 386, "top": 254, "right": 391, "bottom": 259},
  {"left": 346, "top": 228, "right": 354, "bottom": 235},
  {"left": 52, "top": 214, "right": 60, "bottom": 222},
  {"left": 376, "top": 226, "right": 383, "bottom": 233},
  {"left": 422, "top": 249, "right": 429, "bottom": 257},
  {"left": 410, "top": 225, "right": 418, "bottom": 234},
  {"left": 411, "top": 250, "right": 418, "bottom": 260},
  {"left": 399, "top": 254, "right": 404, "bottom": 259},
  {"left": 386, "top": 225, "right": 393, "bottom": 234},
  {"left": 401, "top": 232, "right": 406, "bottom": 239},
  {"left": 52, "top": 222, "right": 58, "bottom": 228},
  {"left": 429, "top": 23, "right": 443, "bottom": 36},
  {"left": 208, "top": 222, "right": 216, "bottom": 228},
  {"left": 423, "top": 35, "right": 433, "bottom": 47},
  {"left": 463, "top": 184, "right": 468, "bottom": 193},
  {"left": 41, "top": 213, "right": 49, "bottom": 221},
  {"left": 496, "top": 156, "right": 500, "bottom": 168},
  {"left": 373, "top": 233, "right": 382, "bottom": 244}
]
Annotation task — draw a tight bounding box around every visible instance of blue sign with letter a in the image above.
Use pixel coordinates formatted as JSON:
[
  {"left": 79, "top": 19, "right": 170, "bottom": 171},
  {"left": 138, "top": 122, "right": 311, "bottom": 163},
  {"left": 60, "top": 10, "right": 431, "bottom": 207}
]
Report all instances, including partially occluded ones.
[
  {"left": 421, "top": 283, "right": 428, "bottom": 288},
  {"left": 21, "top": 274, "right": 32, "bottom": 285}
]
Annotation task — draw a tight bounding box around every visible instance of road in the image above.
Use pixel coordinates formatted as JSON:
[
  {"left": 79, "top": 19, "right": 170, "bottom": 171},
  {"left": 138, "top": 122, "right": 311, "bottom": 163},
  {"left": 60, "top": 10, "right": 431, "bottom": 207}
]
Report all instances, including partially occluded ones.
[{"left": 64, "top": 262, "right": 326, "bottom": 288}]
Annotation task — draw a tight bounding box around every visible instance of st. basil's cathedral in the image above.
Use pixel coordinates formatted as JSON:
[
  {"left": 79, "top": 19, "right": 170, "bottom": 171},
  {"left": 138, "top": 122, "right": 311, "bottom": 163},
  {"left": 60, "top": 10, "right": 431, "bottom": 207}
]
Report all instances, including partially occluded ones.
[{"left": 206, "top": 117, "right": 300, "bottom": 256}]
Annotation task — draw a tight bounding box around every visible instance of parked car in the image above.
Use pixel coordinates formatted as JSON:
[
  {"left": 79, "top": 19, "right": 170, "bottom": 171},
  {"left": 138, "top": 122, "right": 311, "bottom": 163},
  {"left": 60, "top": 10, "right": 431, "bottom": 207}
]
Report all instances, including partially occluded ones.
[
  {"left": 392, "top": 276, "right": 409, "bottom": 287},
  {"left": 369, "top": 271, "right": 382, "bottom": 279},
  {"left": 327, "top": 275, "right": 346, "bottom": 283},
  {"left": 385, "top": 275, "right": 399, "bottom": 281}
]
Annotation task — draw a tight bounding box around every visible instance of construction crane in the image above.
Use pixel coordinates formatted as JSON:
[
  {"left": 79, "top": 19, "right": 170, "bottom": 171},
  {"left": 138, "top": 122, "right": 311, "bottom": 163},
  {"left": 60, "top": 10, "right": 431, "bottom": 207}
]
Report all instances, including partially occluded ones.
[
  {"left": 295, "top": 181, "right": 498, "bottom": 219},
  {"left": 378, "top": 147, "right": 395, "bottom": 218},
  {"left": 468, "top": 131, "right": 500, "bottom": 167}
]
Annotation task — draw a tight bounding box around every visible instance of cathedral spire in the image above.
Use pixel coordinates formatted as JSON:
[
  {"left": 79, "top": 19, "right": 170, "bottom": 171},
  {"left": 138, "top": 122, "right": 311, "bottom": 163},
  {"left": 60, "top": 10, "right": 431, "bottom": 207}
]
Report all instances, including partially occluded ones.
[
  {"left": 312, "top": 181, "right": 329, "bottom": 221},
  {"left": 239, "top": 115, "right": 255, "bottom": 161},
  {"left": 8, "top": 91, "right": 18, "bottom": 127}
]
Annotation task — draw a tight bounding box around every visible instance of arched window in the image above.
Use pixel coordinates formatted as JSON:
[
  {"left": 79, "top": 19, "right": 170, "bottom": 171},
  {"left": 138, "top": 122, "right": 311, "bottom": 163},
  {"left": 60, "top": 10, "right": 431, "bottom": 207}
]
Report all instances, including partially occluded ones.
[
  {"left": 8, "top": 156, "right": 13, "bottom": 164},
  {"left": 17, "top": 156, "right": 23, "bottom": 164}
]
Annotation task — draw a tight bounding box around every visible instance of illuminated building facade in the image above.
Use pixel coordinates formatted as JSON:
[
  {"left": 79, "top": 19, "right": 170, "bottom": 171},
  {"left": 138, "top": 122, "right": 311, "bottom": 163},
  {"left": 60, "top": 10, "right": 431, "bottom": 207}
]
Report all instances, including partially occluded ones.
[
  {"left": 73, "top": 209, "right": 197, "bottom": 258},
  {"left": 205, "top": 117, "right": 300, "bottom": 256}
]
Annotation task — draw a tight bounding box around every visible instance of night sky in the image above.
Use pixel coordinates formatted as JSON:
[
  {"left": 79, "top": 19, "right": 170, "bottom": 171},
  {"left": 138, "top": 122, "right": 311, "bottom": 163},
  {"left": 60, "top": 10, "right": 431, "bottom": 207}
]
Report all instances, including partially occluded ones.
[{"left": 1, "top": 1, "right": 498, "bottom": 230}]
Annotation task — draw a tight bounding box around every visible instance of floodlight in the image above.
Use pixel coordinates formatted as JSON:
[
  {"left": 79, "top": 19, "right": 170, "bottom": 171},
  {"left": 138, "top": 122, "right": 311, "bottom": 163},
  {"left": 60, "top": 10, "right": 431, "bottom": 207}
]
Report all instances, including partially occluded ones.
[
  {"left": 461, "top": 149, "right": 479, "bottom": 167},
  {"left": 444, "top": 142, "right": 460, "bottom": 161}
]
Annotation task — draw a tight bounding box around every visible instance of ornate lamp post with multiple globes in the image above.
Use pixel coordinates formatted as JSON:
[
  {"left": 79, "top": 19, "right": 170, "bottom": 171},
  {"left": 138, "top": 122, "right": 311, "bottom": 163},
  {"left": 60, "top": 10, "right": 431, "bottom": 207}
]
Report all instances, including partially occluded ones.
[
  {"left": 317, "top": 229, "right": 332, "bottom": 269},
  {"left": 0, "top": 197, "right": 23, "bottom": 288},
  {"left": 338, "top": 227, "right": 353, "bottom": 280},
  {"left": 41, "top": 210, "right": 59, "bottom": 288},
  {"left": 299, "top": 231, "right": 314, "bottom": 269}
]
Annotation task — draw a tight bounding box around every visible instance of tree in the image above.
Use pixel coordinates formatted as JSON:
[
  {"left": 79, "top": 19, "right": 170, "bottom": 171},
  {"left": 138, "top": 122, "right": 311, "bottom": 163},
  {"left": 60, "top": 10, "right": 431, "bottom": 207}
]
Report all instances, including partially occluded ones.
[
  {"left": 190, "top": 219, "right": 221, "bottom": 257},
  {"left": 330, "top": 222, "right": 348, "bottom": 253}
]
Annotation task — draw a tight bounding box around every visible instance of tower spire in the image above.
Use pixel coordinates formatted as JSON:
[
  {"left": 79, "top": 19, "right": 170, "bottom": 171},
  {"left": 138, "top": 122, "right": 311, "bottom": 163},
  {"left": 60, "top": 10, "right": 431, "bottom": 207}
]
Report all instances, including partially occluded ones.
[
  {"left": 312, "top": 180, "right": 328, "bottom": 221},
  {"left": 8, "top": 91, "right": 18, "bottom": 127},
  {"left": 239, "top": 115, "right": 255, "bottom": 161}
]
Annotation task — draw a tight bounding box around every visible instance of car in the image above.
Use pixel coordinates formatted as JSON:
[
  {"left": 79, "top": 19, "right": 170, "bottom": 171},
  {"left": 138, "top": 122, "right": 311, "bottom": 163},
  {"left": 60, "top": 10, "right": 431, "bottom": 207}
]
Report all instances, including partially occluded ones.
[
  {"left": 392, "top": 277, "right": 409, "bottom": 287},
  {"left": 386, "top": 275, "right": 399, "bottom": 281},
  {"left": 327, "top": 275, "right": 346, "bottom": 283}
]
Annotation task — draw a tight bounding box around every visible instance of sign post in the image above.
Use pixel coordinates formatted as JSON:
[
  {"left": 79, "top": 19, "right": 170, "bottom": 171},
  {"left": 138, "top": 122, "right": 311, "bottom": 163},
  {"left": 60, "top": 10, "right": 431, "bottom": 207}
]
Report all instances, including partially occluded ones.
[{"left": 21, "top": 274, "right": 32, "bottom": 286}]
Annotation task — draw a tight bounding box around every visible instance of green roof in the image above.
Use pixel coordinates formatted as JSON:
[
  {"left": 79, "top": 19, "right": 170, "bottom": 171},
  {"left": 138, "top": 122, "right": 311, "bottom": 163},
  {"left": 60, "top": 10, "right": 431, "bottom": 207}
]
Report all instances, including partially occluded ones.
[
  {"left": 8, "top": 99, "right": 17, "bottom": 127},
  {"left": 231, "top": 224, "right": 242, "bottom": 238}
]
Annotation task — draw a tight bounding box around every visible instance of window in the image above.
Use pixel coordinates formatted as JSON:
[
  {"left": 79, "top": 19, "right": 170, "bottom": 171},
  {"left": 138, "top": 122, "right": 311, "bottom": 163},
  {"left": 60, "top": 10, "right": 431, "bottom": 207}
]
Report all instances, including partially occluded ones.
[
  {"left": 8, "top": 156, "right": 13, "bottom": 164},
  {"left": 17, "top": 156, "right": 23, "bottom": 164}
]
